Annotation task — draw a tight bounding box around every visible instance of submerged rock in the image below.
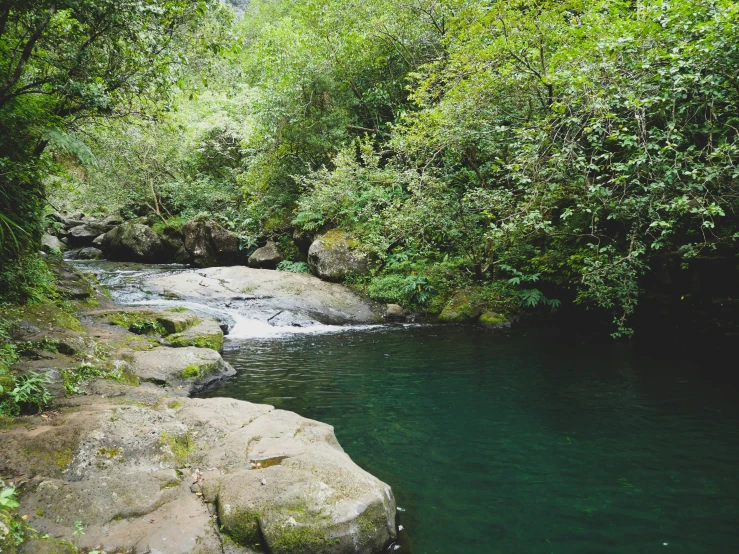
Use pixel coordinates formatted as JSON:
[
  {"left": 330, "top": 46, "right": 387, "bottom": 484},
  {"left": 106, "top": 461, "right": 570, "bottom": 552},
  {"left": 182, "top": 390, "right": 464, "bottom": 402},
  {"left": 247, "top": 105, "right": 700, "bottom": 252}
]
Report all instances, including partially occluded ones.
[
  {"left": 308, "top": 229, "right": 368, "bottom": 281},
  {"left": 100, "top": 223, "right": 164, "bottom": 263},
  {"left": 182, "top": 219, "right": 243, "bottom": 267},
  {"left": 248, "top": 240, "right": 284, "bottom": 269}
]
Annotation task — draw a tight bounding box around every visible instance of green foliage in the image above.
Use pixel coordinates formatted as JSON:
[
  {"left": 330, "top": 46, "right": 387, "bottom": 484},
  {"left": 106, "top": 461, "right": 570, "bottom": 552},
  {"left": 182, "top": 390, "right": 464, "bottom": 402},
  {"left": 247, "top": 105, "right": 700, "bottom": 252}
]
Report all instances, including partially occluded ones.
[
  {"left": 5, "top": 0, "right": 736, "bottom": 336},
  {"left": 0, "top": 487, "right": 20, "bottom": 510},
  {"left": 367, "top": 273, "right": 435, "bottom": 307},
  {"left": 1, "top": 0, "right": 219, "bottom": 301},
  {"left": 109, "top": 312, "right": 166, "bottom": 336},
  {"left": 0, "top": 254, "right": 58, "bottom": 305},
  {"left": 276, "top": 261, "right": 311, "bottom": 274},
  {"left": 9, "top": 371, "right": 52, "bottom": 414},
  {"left": 62, "top": 363, "right": 102, "bottom": 396}
]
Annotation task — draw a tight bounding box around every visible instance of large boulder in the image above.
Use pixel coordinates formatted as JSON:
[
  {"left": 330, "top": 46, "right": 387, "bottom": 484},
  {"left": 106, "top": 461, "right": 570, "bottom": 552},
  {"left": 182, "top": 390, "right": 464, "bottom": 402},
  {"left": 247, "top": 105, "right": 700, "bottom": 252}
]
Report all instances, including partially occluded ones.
[
  {"left": 182, "top": 219, "right": 242, "bottom": 267},
  {"left": 308, "top": 229, "right": 368, "bottom": 281},
  {"left": 192, "top": 399, "right": 398, "bottom": 554},
  {"left": 100, "top": 223, "right": 164, "bottom": 263},
  {"left": 438, "top": 289, "right": 483, "bottom": 323},
  {"left": 248, "top": 240, "right": 284, "bottom": 269}
]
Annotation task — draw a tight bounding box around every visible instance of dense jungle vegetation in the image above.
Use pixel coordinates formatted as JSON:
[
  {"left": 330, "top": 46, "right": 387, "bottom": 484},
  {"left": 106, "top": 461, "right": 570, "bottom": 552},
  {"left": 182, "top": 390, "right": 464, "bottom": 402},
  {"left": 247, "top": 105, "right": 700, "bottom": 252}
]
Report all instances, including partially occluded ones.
[{"left": 2, "top": 0, "right": 739, "bottom": 337}]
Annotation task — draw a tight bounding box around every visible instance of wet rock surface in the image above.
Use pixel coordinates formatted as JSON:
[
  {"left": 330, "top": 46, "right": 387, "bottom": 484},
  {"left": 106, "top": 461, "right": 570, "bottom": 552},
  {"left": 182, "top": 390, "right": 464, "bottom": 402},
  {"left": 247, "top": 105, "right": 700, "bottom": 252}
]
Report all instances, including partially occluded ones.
[
  {"left": 1, "top": 262, "right": 396, "bottom": 554},
  {"left": 144, "top": 266, "right": 382, "bottom": 325}
]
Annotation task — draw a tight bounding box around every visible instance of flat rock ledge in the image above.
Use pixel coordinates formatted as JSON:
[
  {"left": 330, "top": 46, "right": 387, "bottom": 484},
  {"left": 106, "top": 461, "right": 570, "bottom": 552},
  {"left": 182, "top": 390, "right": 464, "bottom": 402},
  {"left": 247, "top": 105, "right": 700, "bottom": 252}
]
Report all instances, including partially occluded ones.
[
  {"left": 144, "top": 266, "right": 382, "bottom": 325},
  {"left": 2, "top": 309, "right": 397, "bottom": 553}
]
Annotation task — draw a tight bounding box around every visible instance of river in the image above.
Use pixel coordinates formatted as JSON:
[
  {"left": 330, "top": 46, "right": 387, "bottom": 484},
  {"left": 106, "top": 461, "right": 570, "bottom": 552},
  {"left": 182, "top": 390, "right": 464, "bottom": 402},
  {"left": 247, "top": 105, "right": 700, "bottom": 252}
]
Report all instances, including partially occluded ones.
[{"left": 76, "top": 260, "right": 739, "bottom": 554}]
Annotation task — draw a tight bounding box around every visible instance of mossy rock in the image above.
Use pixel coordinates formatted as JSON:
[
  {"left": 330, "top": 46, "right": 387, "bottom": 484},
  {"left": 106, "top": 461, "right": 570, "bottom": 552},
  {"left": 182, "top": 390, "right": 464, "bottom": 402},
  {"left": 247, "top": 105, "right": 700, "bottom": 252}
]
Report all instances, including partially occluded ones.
[
  {"left": 178, "top": 362, "right": 220, "bottom": 380},
  {"left": 478, "top": 311, "right": 511, "bottom": 329},
  {"left": 438, "top": 289, "right": 483, "bottom": 322},
  {"left": 0, "top": 371, "right": 15, "bottom": 393},
  {"left": 106, "top": 309, "right": 199, "bottom": 336},
  {"left": 156, "top": 312, "right": 199, "bottom": 335},
  {"left": 166, "top": 319, "right": 224, "bottom": 352},
  {"left": 307, "top": 229, "right": 368, "bottom": 281}
]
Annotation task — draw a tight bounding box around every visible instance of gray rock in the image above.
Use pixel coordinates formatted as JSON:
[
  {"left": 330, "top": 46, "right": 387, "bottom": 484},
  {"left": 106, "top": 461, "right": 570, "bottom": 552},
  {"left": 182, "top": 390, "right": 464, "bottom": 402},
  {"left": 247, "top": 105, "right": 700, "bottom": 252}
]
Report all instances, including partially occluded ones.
[
  {"left": 68, "top": 222, "right": 110, "bottom": 246},
  {"left": 182, "top": 219, "right": 243, "bottom": 267},
  {"left": 384, "top": 304, "right": 406, "bottom": 321},
  {"left": 130, "top": 346, "right": 235, "bottom": 394},
  {"left": 144, "top": 266, "right": 382, "bottom": 324},
  {"left": 41, "top": 233, "right": 66, "bottom": 253},
  {"left": 248, "top": 240, "right": 284, "bottom": 269},
  {"left": 91, "top": 233, "right": 105, "bottom": 247},
  {"left": 100, "top": 223, "right": 165, "bottom": 263},
  {"left": 75, "top": 247, "right": 103, "bottom": 260},
  {"left": 12, "top": 394, "right": 396, "bottom": 554},
  {"left": 308, "top": 229, "right": 368, "bottom": 281},
  {"left": 101, "top": 214, "right": 124, "bottom": 227},
  {"left": 61, "top": 217, "right": 85, "bottom": 230},
  {"left": 166, "top": 319, "right": 225, "bottom": 352},
  {"left": 189, "top": 399, "right": 398, "bottom": 554}
]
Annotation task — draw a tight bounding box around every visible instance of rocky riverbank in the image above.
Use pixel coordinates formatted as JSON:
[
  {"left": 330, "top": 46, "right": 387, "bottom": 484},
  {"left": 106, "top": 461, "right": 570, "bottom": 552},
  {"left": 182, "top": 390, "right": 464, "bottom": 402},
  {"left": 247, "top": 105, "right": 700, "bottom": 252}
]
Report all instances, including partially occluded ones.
[{"left": 0, "top": 261, "right": 398, "bottom": 554}]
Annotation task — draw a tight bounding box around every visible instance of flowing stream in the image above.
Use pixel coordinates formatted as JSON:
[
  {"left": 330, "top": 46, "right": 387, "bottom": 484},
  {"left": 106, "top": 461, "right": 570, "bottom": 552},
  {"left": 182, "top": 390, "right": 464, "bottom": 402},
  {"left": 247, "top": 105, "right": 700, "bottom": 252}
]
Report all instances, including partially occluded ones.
[{"left": 76, "top": 261, "right": 739, "bottom": 554}]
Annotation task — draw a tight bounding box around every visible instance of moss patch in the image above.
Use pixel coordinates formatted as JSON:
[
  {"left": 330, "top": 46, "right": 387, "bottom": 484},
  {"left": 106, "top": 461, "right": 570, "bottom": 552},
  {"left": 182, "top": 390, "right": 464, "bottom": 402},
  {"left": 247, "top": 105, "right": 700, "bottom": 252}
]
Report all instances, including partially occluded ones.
[
  {"left": 479, "top": 311, "right": 510, "bottom": 329},
  {"left": 168, "top": 332, "right": 223, "bottom": 352},
  {"left": 159, "top": 431, "right": 194, "bottom": 466},
  {"left": 224, "top": 508, "right": 263, "bottom": 550},
  {"left": 108, "top": 311, "right": 166, "bottom": 336},
  {"left": 178, "top": 362, "right": 218, "bottom": 380},
  {"left": 438, "top": 289, "right": 483, "bottom": 322},
  {"left": 320, "top": 228, "right": 359, "bottom": 250}
]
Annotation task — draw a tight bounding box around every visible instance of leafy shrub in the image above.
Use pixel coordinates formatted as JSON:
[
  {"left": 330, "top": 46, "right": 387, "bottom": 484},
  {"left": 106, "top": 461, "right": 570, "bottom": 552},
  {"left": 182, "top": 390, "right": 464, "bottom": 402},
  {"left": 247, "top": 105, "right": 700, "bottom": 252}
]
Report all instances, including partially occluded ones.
[
  {"left": 367, "top": 273, "right": 435, "bottom": 308},
  {"left": 0, "top": 254, "right": 57, "bottom": 305},
  {"left": 0, "top": 487, "right": 20, "bottom": 510},
  {"left": 10, "top": 371, "right": 52, "bottom": 414},
  {"left": 276, "top": 260, "right": 311, "bottom": 273}
]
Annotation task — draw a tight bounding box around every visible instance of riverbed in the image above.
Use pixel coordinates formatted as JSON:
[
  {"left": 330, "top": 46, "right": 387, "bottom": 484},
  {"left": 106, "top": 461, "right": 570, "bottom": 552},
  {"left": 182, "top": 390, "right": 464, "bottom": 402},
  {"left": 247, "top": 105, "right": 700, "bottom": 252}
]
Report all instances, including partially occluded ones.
[{"left": 76, "top": 261, "right": 739, "bottom": 554}]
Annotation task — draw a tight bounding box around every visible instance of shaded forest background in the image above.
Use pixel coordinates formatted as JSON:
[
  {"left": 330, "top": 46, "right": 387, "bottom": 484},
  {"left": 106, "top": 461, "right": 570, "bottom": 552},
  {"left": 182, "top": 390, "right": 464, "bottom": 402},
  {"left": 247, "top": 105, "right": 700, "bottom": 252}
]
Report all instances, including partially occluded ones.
[{"left": 2, "top": 0, "right": 739, "bottom": 337}]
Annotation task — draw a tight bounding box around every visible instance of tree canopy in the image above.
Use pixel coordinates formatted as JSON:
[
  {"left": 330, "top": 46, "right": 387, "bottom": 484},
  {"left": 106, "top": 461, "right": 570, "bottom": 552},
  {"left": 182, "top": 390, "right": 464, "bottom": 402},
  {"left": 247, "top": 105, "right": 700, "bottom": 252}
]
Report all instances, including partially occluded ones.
[{"left": 3, "top": 0, "right": 738, "bottom": 335}]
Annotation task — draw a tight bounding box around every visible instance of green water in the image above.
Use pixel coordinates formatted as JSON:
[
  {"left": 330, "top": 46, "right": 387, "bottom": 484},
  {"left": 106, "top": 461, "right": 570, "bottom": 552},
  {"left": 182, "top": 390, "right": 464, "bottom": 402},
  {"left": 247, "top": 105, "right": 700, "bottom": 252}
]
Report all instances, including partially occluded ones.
[{"left": 202, "top": 325, "right": 739, "bottom": 554}]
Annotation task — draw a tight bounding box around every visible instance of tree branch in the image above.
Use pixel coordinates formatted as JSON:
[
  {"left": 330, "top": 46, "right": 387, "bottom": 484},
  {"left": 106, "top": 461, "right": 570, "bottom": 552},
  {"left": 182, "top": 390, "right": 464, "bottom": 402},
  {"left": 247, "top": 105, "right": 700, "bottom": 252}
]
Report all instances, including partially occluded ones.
[{"left": 0, "top": 4, "right": 56, "bottom": 104}]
